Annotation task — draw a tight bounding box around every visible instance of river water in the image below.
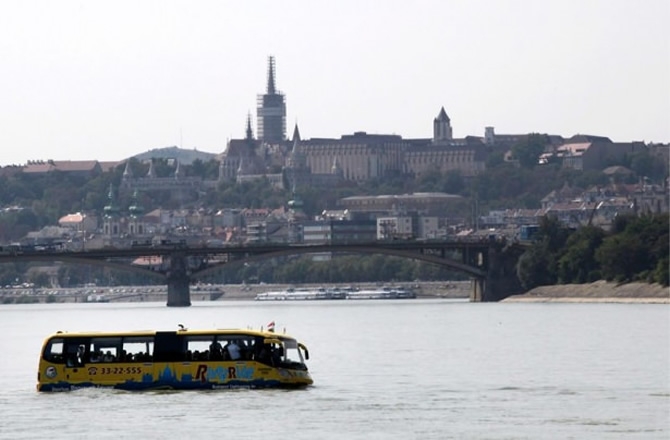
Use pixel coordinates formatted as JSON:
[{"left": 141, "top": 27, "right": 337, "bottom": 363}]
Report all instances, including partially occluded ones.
[{"left": 0, "top": 299, "right": 668, "bottom": 439}]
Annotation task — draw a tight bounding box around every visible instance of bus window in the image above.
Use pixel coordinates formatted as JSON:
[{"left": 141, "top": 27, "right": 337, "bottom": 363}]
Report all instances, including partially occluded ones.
[
  {"left": 122, "top": 336, "right": 154, "bottom": 362},
  {"left": 184, "top": 335, "right": 216, "bottom": 361},
  {"left": 43, "top": 338, "right": 64, "bottom": 364},
  {"left": 89, "top": 337, "right": 122, "bottom": 363},
  {"left": 222, "top": 336, "right": 253, "bottom": 360},
  {"left": 282, "top": 339, "right": 299, "bottom": 363}
]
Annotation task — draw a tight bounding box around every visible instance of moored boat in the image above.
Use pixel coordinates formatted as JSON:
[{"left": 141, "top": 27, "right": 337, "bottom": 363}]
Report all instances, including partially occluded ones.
[
  {"left": 37, "top": 325, "right": 312, "bottom": 392},
  {"left": 255, "top": 286, "right": 415, "bottom": 301},
  {"left": 255, "top": 287, "right": 347, "bottom": 301},
  {"left": 345, "top": 287, "right": 416, "bottom": 300}
]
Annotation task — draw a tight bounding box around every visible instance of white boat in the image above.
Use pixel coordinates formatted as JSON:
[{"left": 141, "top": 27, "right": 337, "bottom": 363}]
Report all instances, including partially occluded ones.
[
  {"left": 345, "top": 287, "right": 416, "bottom": 300},
  {"left": 255, "top": 287, "right": 347, "bottom": 301},
  {"left": 255, "top": 286, "right": 416, "bottom": 301}
]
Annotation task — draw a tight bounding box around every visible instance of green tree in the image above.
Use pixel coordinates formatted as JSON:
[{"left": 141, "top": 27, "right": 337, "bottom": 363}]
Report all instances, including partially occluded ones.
[
  {"left": 441, "top": 171, "right": 465, "bottom": 194},
  {"left": 557, "top": 225, "right": 605, "bottom": 283},
  {"left": 517, "top": 215, "right": 572, "bottom": 288},
  {"left": 511, "top": 133, "right": 548, "bottom": 169},
  {"left": 190, "top": 159, "right": 220, "bottom": 180},
  {"left": 654, "top": 257, "right": 669, "bottom": 286},
  {"left": 628, "top": 150, "right": 668, "bottom": 182},
  {"left": 596, "top": 234, "right": 647, "bottom": 283},
  {"left": 517, "top": 246, "right": 556, "bottom": 289}
]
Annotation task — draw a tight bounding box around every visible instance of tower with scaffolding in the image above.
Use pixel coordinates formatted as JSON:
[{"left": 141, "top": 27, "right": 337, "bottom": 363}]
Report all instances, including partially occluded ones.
[{"left": 256, "top": 56, "right": 286, "bottom": 143}]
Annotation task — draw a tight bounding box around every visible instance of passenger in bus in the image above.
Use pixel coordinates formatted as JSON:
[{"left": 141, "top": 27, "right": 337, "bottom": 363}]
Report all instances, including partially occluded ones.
[
  {"left": 272, "top": 346, "right": 283, "bottom": 366},
  {"left": 238, "top": 339, "right": 251, "bottom": 359},
  {"left": 255, "top": 344, "right": 272, "bottom": 365},
  {"left": 102, "top": 351, "right": 115, "bottom": 362},
  {"left": 90, "top": 351, "right": 102, "bottom": 363},
  {"left": 65, "top": 346, "right": 85, "bottom": 367},
  {"left": 209, "top": 341, "right": 223, "bottom": 360},
  {"left": 225, "top": 340, "right": 241, "bottom": 360}
]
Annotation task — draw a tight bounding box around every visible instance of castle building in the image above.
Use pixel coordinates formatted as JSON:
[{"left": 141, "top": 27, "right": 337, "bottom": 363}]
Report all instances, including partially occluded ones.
[
  {"left": 223, "top": 58, "right": 489, "bottom": 186},
  {"left": 403, "top": 108, "right": 487, "bottom": 178},
  {"left": 298, "top": 132, "right": 405, "bottom": 182}
]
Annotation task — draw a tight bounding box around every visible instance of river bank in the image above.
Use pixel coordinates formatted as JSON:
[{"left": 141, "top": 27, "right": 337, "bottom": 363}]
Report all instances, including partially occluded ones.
[
  {"left": 505, "top": 280, "right": 670, "bottom": 303},
  {"left": 3, "top": 280, "right": 667, "bottom": 304},
  {"left": 0, "top": 281, "right": 472, "bottom": 304},
  {"left": 220, "top": 281, "right": 472, "bottom": 300}
]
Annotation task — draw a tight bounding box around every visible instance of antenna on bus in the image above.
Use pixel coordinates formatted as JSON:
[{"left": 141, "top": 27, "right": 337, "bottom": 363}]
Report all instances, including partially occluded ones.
[{"left": 178, "top": 323, "right": 187, "bottom": 331}]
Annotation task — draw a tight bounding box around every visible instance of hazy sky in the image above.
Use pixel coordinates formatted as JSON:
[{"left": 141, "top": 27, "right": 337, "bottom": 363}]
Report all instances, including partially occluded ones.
[{"left": 1, "top": 0, "right": 668, "bottom": 166}]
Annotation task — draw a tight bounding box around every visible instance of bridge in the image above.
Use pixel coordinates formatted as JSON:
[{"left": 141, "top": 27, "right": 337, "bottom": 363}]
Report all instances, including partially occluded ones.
[{"left": 0, "top": 239, "right": 526, "bottom": 306}]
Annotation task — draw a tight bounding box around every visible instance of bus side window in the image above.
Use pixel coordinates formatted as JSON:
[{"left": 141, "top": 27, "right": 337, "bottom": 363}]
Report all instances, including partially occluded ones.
[
  {"left": 90, "top": 337, "right": 122, "bottom": 363},
  {"left": 44, "top": 339, "right": 64, "bottom": 364},
  {"left": 122, "top": 336, "right": 155, "bottom": 362}
]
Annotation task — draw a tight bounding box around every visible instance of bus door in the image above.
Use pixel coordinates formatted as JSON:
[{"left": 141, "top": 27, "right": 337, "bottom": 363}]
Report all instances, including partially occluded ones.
[
  {"left": 62, "top": 337, "right": 90, "bottom": 385},
  {"left": 153, "top": 332, "right": 186, "bottom": 388}
]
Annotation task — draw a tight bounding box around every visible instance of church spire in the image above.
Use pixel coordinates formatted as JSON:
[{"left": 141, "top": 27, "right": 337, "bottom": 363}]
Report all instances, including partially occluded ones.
[
  {"left": 128, "top": 190, "right": 144, "bottom": 218},
  {"left": 122, "top": 160, "right": 133, "bottom": 179},
  {"left": 103, "top": 184, "right": 120, "bottom": 217},
  {"left": 292, "top": 123, "right": 301, "bottom": 144},
  {"left": 267, "top": 56, "right": 276, "bottom": 95},
  {"left": 245, "top": 113, "right": 254, "bottom": 140}
]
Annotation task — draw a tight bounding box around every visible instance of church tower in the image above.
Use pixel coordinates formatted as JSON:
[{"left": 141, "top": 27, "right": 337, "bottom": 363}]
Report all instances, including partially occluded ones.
[
  {"left": 127, "top": 190, "right": 146, "bottom": 236},
  {"left": 102, "top": 184, "right": 121, "bottom": 237},
  {"left": 433, "top": 107, "right": 453, "bottom": 143},
  {"left": 256, "top": 56, "right": 286, "bottom": 143}
]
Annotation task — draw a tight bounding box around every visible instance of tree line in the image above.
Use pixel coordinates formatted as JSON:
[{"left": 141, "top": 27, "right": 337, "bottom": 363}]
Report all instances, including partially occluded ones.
[{"left": 517, "top": 213, "right": 669, "bottom": 288}]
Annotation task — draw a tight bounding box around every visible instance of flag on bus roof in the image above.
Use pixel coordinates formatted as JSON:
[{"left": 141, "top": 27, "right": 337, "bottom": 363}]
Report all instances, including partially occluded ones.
[{"left": 267, "top": 321, "right": 275, "bottom": 332}]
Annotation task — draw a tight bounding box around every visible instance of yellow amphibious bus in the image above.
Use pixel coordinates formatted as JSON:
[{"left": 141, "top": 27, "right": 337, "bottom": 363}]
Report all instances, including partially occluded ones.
[{"left": 37, "top": 326, "right": 312, "bottom": 392}]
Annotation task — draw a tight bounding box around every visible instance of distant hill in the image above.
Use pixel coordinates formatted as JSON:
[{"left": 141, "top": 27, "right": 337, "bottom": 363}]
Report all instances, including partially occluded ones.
[{"left": 130, "top": 146, "right": 218, "bottom": 165}]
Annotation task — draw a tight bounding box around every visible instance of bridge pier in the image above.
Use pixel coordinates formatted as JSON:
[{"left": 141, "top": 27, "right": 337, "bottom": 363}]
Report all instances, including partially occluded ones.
[
  {"left": 475, "top": 244, "right": 524, "bottom": 301},
  {"left": 470, "top": 278, "right": 485, "bottom": 302},
  {"left": 166, "top": 253, "right": 191, "bottom": 307}
]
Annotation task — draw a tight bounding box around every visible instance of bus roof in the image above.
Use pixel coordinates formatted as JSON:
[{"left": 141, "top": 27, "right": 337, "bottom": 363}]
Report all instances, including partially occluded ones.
[{"left": 45, "top": 328, "right": 296, "bottom": 340}]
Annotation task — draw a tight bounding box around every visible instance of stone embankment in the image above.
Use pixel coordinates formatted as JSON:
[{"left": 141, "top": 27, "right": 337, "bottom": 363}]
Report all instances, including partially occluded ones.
[{"left": 505, "top": 280, "right": 669, "bottom": 303}]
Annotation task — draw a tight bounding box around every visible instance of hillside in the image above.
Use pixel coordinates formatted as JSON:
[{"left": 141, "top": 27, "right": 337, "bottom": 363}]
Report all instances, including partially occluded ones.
[{"left": 131, "top": 146, "right": 218, "bottom": 165}]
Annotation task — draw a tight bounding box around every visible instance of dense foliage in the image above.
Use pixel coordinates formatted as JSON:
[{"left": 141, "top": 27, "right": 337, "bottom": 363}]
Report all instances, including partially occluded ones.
[{"left": 517, "top": 213, "right": 669, "bottom": 288}]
